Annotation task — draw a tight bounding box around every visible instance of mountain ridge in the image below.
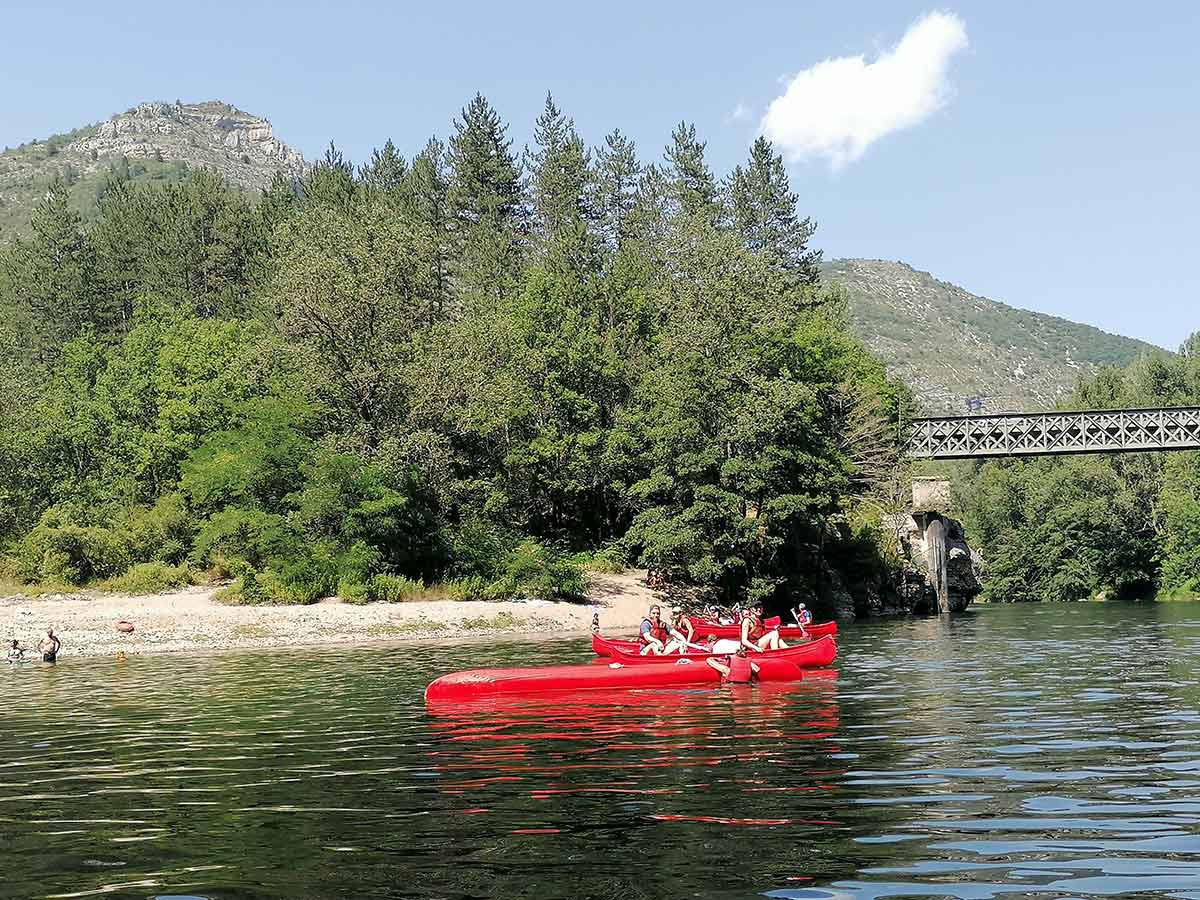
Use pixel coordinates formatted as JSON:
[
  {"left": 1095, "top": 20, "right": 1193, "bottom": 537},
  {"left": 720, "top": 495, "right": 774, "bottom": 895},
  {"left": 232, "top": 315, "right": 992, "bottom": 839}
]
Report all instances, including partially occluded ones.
[{"left": 823, "top": 258, "right": 1166, "bottom": 414}]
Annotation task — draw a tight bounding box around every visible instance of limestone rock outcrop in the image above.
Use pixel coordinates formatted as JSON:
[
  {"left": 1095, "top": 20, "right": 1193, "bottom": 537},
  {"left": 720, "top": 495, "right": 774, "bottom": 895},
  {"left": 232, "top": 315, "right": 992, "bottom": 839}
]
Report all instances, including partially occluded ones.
[{"left": 66, "top": 100, "right": 307, "bottom": 191}]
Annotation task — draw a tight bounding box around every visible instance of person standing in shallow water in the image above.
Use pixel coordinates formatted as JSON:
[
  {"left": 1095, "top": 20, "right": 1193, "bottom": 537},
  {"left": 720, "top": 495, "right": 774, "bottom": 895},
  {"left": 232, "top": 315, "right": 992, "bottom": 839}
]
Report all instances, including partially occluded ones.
[{"left": 39, "top": 628, "right": 61, "bottom": 663}]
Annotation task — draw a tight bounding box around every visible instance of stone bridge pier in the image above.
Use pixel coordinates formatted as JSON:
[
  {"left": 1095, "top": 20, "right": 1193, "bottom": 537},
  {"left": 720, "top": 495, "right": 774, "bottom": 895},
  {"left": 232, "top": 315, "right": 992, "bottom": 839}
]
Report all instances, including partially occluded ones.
[{"left": 898, "top": 478, "right": 982, "bottom": 613}]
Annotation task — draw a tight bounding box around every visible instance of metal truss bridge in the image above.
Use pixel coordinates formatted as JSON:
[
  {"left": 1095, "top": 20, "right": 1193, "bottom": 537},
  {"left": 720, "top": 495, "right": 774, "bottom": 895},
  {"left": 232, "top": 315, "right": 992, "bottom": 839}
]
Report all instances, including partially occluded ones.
[{"left": 908, "top": 407, "right": 1200, "bottom": 460}]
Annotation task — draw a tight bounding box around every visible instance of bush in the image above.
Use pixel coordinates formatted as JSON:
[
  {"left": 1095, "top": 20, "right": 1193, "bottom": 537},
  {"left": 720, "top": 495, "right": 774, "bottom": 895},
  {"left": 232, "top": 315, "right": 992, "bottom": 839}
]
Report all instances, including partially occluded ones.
[
  {"left": 16, "top": 508, "right": 133, "bottom": 585},
  {"left": 257, "top": 556, "right": 336, "bottom": 604},
  {"left": 117, "top": 494, "right": 194, "bottom": 565},
  {"left": 487, "top": 541, "right": 588, "bottom": 602},
  {"left": 100, "top": 562, "right": 193, "bottom": 594},
  {"left": 579, "top": 545, "right": 627, "bottom": 574},
  {"left": 367, "top": 573, "right": 427, "bottom": 602},
  {"left": 337, "top": 577, "right": 370, "bottom": 604},
  {"left": 190, "top": 508, "right": 301, "bottom": 572},
  {"left": 444, "top": 576, "right": 489, "bottom": 601}
]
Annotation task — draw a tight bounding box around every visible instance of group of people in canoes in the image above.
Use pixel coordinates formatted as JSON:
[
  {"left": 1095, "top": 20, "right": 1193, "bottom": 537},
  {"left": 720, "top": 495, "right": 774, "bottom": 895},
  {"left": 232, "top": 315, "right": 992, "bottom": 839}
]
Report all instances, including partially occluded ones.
[
  {"left": 6, "top": 627, "right": 61, "bottom": 665},
  {"left": 637, "top": 600, "right": 813, "bottom": 683}
]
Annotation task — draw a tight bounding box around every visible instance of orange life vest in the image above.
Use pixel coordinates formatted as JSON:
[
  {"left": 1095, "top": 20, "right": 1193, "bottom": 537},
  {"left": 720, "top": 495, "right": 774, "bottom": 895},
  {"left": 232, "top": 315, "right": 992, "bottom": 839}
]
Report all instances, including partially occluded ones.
[
  {"left": 641, "top": 618, "right": 669, "bottom": 644},
  {"left": 726, "top": 654, "right": 754, "bottom": 683},
  {"left": 744, "top": 613, "right": 766, "bottom": 642}
]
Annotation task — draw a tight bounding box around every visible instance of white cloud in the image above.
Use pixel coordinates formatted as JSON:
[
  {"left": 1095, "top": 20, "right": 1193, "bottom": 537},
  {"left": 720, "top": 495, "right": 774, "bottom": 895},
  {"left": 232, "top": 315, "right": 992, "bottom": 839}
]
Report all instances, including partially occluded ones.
[
  {"left": 761, "top": 11, "right": 968, "bottom": 169},
  {"left": 726, "top": 101, "right": 751, "bottom": 124}
]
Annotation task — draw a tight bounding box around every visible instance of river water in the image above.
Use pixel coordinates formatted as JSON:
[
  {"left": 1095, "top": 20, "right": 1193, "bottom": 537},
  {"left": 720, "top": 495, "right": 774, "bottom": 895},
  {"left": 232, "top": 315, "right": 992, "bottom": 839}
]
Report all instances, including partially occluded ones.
[{"left": 4, "top": 601, "right": 1200, "bottom": 899}]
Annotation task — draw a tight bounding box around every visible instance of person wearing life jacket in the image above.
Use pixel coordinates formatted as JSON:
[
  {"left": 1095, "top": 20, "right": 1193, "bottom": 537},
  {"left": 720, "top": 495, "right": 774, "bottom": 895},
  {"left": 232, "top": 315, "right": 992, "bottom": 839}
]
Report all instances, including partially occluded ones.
[
  {"left": 741, "top": 601, "right": 786, "bottom": 652},
  {"left": 791, "top": 603, "right": 812, "bottom": 637},
  {"left": 639, "top": 605, "right": 670, "bottom": 655},
  {"left": 662, "top": 606, "right": 696, "bottom": 654},
  {"left": 706, "top": 646, "right": 760, "bottom": 683}
]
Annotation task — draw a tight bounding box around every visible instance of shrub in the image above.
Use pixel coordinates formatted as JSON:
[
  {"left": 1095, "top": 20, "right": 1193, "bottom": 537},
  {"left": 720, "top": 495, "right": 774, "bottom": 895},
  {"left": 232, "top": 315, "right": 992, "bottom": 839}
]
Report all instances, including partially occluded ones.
[
  {"left": 581, "top": 545, "right": 627, "bottom": 574},
  {"left": 16, "top": 508, "right": 133, "bottom": 585},
  {"left": 101, "top": 562, "right": 193, "bottom": 594},
  {"left": 367, "top": 573, "right": 427, "bottom": 602},
  {"left": 190, "top": 508, "right": 301, "bottom": 572},
  {"left": 257, "top": 556, "right": 336, "bottom": 604},
  {"left": 117, "top": 494, "right": 194, "bottom": 565},
  {"left": 444, "top": 576, "right": 489, "bottom": 601},
  {"left": 487, "top": 541, "right": 588, "bottom": 602},
  {"left": 337, "top": 578, "right": 370, "bottom": 604}
]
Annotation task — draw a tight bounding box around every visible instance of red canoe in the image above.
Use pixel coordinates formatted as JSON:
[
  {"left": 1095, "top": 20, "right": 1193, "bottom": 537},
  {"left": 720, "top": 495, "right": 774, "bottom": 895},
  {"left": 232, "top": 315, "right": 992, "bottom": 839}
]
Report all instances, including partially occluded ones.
[
  {"left": 602, "top": 634, "right": 837, "bottom": 669},
  {"left": 686, "top": 619, "right": 838, "bottom": 640},
  {"left": 425, "top": 656, "right": 806, "bottom": 701},
  {"left": 591, "top": 629, "right": 837, "bottom": 658}
]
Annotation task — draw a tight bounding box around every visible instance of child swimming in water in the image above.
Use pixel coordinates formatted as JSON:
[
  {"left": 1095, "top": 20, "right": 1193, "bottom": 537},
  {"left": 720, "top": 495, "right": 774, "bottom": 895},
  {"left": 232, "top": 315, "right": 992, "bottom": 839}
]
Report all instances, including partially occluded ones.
[{"left": 7, "top": 640, "right": 25, "bottom": 664}]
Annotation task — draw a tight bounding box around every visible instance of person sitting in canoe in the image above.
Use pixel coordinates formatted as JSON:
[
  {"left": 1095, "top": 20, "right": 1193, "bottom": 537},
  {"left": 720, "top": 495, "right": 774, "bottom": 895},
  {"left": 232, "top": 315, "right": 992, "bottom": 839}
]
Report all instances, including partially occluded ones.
[
  {"left": 639, "top": 605, "right": 670, "bottom": 655},
  {"left": 706, "top": 647, "right": 759, "bottom": 683},
  {"left": 791, "top": 603, "right": 812, "bottom": 637},
  {"left": 662, "top": 606, "right": 696, "bottom": 654},
  {"left": 742, "top": 601, "right": 787, "bottom": 652}
]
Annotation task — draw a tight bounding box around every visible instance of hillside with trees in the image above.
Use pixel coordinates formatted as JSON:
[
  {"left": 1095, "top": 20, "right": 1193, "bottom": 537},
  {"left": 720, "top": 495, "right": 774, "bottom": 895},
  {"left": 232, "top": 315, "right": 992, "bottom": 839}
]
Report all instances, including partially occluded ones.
[
  {"left": 0, "top": 94, "right": 912, "bottom": 616},
  {"left": 825, "top": 258, "right": 1163, "bottom": 414}
]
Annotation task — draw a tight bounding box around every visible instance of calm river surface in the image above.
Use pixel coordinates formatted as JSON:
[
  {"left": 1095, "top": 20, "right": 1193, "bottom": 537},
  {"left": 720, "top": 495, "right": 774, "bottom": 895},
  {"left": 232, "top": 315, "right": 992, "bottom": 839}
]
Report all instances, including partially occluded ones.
[{"left": 4, "top": 601, "right": 1200, "bottom": 899}]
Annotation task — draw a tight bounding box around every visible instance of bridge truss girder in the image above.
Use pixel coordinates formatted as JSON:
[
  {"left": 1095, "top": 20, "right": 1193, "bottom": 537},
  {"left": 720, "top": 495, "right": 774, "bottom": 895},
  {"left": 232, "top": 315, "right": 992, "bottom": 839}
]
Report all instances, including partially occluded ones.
[{"left": 908, "top": 407, "right": 1200, "bottom": 460}]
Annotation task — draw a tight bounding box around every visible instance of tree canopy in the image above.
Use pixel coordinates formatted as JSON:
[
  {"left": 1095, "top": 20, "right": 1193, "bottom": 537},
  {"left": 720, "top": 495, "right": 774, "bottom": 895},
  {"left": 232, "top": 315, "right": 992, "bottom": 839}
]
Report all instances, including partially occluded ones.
[{"left": 0, "top": 95, "right": 909, "bottom": 611}]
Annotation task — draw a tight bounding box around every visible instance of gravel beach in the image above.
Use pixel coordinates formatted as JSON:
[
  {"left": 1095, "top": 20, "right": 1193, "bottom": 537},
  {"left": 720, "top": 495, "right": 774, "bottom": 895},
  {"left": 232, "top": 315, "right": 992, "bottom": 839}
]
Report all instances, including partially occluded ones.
[{"left": 0, "top": 571, "right": 660, "bottom": 658}]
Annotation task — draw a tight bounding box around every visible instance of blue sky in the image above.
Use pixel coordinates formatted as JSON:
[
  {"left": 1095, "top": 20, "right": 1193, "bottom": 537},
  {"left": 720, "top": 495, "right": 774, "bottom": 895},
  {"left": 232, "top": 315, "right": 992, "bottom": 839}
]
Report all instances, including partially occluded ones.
[{"left": 3, "top": 1, "right": 1197, "bottom": 349}]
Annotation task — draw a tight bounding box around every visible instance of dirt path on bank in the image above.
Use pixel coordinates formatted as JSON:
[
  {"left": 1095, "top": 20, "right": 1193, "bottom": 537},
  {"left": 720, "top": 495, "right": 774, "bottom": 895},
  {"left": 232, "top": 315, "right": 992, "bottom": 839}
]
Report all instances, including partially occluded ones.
[{"left": 0, "top": 571, "right": 661, "bottom": 658}]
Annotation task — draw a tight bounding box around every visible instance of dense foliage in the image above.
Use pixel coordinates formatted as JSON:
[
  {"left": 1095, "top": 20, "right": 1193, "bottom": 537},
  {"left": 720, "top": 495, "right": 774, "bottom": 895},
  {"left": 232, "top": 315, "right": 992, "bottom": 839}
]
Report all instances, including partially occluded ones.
[
  {"left": 957, "top": 346, "right": 1200, "bottom": 601},
  {"left": 0, "top": 94, "right": 908, "bottom": 609}
]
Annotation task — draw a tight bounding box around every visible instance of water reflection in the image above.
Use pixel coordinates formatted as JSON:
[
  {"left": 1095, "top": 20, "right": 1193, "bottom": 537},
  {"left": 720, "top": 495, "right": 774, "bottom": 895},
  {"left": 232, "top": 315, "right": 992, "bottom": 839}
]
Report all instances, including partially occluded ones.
[{"left": 4, "top": 603, "right": 1200, "bottom": 897}]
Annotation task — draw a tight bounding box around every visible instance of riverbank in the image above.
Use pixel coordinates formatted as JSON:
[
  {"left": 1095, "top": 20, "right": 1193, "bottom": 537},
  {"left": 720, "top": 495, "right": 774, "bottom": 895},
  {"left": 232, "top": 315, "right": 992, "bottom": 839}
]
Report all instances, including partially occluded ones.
[{"left": 0, "top": 571, "right": 658, "bottom": 658}]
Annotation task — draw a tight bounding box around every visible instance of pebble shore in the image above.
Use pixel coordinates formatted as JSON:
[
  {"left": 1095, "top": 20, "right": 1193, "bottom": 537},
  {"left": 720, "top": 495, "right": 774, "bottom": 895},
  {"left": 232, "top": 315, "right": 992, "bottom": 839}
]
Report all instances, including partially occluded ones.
[{"left": 1, "top": 572, "right": 656, "bottom": 658}]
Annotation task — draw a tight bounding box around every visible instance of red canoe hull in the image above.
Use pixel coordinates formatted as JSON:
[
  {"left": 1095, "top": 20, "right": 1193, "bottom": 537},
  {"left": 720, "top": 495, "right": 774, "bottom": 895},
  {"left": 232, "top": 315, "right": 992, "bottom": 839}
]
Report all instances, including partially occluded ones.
[
  {"left": 592, "top": 631, "right": 838, "bottom": 663},
  {"left": 687, "top": 619, "right": 838, "bottom": 640},
  {"left": 425, "top": 656, "right": 806, "bottom": 701},
  {"left": 604, "top": 633, "right": 840, "bottom": 672}
]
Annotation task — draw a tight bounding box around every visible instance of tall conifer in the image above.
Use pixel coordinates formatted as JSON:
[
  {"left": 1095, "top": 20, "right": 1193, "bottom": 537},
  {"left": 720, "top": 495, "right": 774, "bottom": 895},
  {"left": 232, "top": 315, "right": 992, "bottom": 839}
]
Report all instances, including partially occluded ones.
[
  {"left": 447, "top": 94, "right": 525, "bottom": 301},
  {"left": 664, "top": 122, "right": 719, "bottom": 224},
  {"left": 728, "top": 137, "right": 820, "bottom": 288}
]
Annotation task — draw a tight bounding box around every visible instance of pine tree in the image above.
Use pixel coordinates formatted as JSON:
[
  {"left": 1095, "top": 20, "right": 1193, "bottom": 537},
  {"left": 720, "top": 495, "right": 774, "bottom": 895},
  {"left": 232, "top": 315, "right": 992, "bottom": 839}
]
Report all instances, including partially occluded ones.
[
  {"left": 446, "top": 94, "right": 525, "bottom": 302},
  {"left": 593, "top": 129, "right": 641, "bottom": 254},
  {"left": 664, "top": 122, "right": 719, "bottom": 224},
  {"left": 405, "top": 138, "right": 453, "bottom": 322},
  {"left": 0, "top": 179, "right": 98, "bottom": 361},
  {"left": 302, "top": 142, "right": 358, "bottom": 211},
  {"left": 360, "top": 139, "right": 409, "bottom": 197},
  {"left": 728, "top": 137, "right": 821, "bottom": 288},
  {"left": 527, "top": 93, "right": 595, "bottom": 272}
]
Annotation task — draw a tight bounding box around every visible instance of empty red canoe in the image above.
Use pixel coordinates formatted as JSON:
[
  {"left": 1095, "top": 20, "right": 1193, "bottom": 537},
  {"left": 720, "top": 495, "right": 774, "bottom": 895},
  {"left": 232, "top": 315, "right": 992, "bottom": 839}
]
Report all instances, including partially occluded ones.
[
  {"left": 425, "top": 657, "right": 805, "bottom": 701},
  {"left": 604, "top": 634, "right": 837, "bottom": 669}
]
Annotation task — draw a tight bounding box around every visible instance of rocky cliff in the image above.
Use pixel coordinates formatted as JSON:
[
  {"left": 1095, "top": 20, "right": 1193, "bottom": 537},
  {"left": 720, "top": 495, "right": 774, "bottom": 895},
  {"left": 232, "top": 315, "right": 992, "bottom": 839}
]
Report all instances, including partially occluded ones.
[{"left": 0, "top": 100, "right": 307, "bottom": 237}]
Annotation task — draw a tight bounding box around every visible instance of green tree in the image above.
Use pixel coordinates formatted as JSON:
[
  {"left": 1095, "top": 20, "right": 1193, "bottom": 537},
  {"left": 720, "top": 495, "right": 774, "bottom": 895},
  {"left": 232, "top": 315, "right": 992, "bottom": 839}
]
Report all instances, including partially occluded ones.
[
  {"left": 404, "top": 138, "right": 454, "bottom": 323},
  {"left": 302, "top": 142, "right": 358, "bottom": 211},
  {"left": 663, "top": 122, "right": 719, "bottom": 225},
  {"left": 0, "top": 179, "right": 97, "bottom": 361},
  {"left": 593, "top": 129, "right": 641, "bottom": 254},
  {"left": 728, "top": 136, "right": 821, "bottom": 290},
  {"left": 270, "top": 200, "right": 425, "bottom": 438},
  {"left": 447, "top": 94, "right": 525, "bottom": 302},
  {"left": 359, "top": 139, "right": 409, "bottom": 196},
  {"left": 527, "top": 94, "right": 597, "bottom": 275}
]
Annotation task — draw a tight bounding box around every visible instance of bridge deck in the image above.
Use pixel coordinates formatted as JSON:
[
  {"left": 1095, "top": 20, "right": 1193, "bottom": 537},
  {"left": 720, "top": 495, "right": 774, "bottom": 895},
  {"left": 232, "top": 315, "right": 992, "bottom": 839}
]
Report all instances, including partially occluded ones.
[{"left": 908, "top": 407, "right": 1200, "bottom": 459}]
